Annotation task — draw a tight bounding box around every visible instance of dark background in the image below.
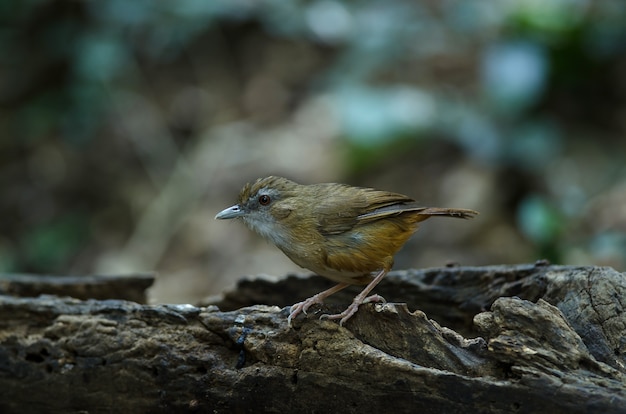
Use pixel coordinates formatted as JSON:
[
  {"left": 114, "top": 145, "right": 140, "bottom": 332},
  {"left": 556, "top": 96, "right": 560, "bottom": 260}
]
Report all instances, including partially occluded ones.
[{"left": 1, "top": 0, "right": 625, "bottom": 303}]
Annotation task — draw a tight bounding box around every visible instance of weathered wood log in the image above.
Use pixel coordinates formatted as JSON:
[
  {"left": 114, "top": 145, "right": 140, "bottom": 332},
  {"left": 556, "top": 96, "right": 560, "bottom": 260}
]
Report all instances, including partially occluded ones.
[
  {"left": 0, "top": 273, "right": 155, "bottom": 303},
  {"left": 0, "top": 264, "right": 624, "bottom": 413}
]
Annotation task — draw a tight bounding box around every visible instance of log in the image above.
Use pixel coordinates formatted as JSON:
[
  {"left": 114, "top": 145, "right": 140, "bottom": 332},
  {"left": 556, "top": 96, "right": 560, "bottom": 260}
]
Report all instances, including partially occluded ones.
[
  {"left": 0, "top": 264, "right": 624, "bottom": 413},
  {"left": 0, "top": 273, "right": 155, "bottom": 303}
]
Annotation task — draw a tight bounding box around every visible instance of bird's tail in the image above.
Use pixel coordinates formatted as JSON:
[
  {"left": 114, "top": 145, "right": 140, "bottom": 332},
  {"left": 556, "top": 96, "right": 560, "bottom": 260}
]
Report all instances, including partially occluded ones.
[
  {"left": 418, "top": 207, "right": 479, "bottom": 220},
  {"left": 358, "top": 205, "right": 478, "bottom": 222}
]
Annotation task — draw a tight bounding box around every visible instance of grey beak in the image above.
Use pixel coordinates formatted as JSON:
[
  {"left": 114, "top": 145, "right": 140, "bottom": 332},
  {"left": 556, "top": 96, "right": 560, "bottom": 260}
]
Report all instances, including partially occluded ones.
[{"left": 215, "top": 204, "right": 245, "bottom": 220}]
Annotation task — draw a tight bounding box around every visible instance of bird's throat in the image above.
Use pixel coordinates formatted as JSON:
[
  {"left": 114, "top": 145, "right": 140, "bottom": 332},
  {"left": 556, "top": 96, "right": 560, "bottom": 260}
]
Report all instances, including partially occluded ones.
[{"left": 243, "top": 216, "right": 292, "bottom": 250}]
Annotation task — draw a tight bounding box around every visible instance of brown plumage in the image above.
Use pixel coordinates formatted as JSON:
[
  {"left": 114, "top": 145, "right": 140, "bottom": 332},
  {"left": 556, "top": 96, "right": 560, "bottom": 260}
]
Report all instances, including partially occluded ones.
[{"left": 216, "top": 176, "right": 478, "bottom": 326}]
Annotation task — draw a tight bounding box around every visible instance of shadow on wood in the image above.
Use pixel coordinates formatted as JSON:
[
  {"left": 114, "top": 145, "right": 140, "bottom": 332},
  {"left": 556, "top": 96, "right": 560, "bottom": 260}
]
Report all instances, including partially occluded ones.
[{"left": 0, "top": 264, "right": 624, "bottom": 413}]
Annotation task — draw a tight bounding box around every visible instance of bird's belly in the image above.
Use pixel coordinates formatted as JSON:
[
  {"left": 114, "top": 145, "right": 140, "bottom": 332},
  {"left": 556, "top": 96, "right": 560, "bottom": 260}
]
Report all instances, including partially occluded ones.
[
  {"left": 307, "top": 264, "right": 374, "bottom": 285},
  {"left": 280, "top": 245, "right": 375, "bottom": 285}
]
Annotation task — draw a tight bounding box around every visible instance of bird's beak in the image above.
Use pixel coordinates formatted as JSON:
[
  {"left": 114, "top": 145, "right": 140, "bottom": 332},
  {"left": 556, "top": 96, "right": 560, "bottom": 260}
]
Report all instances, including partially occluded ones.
[{"left": 215, "top": 204, "right": 245, "bottom": 220}]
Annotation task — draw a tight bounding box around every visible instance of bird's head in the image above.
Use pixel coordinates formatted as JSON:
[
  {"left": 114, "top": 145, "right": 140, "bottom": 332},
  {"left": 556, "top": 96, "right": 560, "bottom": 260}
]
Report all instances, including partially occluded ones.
[{"left": 215, "top": 176, "right": 300, "bottom": 247}]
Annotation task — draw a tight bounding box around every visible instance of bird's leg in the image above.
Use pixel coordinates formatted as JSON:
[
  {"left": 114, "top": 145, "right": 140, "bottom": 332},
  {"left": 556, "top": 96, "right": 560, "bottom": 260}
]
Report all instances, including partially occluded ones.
[
  {"left": 288, "top": 282, "right": 350, "bottom": 326},
  {"left": 321, "top": 268, "right": 388, "bottom": 326}
]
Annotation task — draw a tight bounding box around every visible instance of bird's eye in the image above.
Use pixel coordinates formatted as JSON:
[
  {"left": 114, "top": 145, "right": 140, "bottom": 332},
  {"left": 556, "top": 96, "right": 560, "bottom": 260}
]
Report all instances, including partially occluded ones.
[{"left": 258, "top": 195, "right": 271, "bottom": 206}]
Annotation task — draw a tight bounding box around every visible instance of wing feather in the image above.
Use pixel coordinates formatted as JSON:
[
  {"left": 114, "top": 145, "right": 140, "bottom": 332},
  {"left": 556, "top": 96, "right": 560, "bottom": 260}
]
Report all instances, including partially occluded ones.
[{"left": 313, "top": 184, "right": 414, "bottom": 235}]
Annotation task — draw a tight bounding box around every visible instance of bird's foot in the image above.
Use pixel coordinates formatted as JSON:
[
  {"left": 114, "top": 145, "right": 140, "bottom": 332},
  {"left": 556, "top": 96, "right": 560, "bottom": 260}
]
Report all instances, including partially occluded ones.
[
  {"left": 288, "top": 294, "right": 324, "bottom": 326},
  {"left": 319, "top": 302, "right": 360, "bottom": 326},
  {"left": 363, "top": 294, "right": 386, "bottom": 304},
  {"left": 287, "top": 283, "right": 351, "bottom": 327},
  {"left": 320, "top": 294, "right": 385, "bottom": 326}
]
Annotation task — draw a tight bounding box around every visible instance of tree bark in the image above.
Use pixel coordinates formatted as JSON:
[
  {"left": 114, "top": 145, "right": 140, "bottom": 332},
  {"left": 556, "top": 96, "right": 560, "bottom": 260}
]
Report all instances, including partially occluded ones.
[
  {"left": 0, "top": 264, "right": 624, "bottom": 413},
  {"left": 0, "top": 273, "right": 154, "bottom": 303}
]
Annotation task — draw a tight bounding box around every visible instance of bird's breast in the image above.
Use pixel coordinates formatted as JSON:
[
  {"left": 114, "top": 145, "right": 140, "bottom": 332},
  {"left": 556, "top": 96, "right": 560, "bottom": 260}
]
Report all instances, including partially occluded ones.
[{"left": 255, "top": 213, "right": 420, "bottom": 286}]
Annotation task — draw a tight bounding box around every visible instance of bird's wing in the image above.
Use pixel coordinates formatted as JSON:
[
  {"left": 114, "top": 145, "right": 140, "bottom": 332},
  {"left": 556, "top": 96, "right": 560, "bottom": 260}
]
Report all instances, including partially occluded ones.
[{"left": 315, "top": 185, "right": 415, "bottom": 235}]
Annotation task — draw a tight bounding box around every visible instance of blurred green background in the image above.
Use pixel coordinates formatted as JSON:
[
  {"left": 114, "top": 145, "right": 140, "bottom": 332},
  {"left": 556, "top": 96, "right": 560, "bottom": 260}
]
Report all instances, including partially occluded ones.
[{"left": 1, "top": 0, "right": 625, "bottom": 303}]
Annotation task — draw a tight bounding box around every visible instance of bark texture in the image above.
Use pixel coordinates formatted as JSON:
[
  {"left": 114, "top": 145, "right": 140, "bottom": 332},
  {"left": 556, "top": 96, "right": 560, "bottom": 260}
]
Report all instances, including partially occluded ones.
[{"left": 0, "top": 264, "right": 624, "bottom": 413}]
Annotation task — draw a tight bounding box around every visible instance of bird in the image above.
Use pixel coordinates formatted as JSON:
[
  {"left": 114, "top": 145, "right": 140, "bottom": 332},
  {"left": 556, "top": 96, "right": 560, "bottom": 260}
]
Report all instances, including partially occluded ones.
[{"left": 215, "top": 176, "right": 478, "bottom": 326}]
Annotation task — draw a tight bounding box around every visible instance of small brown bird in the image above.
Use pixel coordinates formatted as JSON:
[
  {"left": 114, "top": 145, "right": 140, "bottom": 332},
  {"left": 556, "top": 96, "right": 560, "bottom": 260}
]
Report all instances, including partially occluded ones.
[{"left": 215, "top": 176, "right": 478, "bottom": 326}]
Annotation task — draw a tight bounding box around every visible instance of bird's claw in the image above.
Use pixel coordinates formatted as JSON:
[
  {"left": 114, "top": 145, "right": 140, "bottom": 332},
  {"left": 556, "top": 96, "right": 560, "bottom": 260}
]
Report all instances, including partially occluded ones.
[
  {"left": 319, "top": 294, "right": 385, "bottom": 326},
  {"left": 288, "top": 287, "right": 382, "bottom": 327},
  {"left": 319, "top": 302, "right": 360, "bottom": 326},
  {"left": 288, "top": 294, "right": 324, "bottom": 326},
  {"left": 363, "top": 294, "right": 386, "bottom": 304}
]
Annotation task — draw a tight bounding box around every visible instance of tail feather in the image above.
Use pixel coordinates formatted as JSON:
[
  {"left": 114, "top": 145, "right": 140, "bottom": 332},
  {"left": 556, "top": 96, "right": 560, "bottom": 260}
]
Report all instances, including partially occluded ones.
[
  {"left": 357, "top": 205, "right": 478, "bottom": 222},
  {"left": 418, "top": 207, "right": 478, "bottom": 219}
]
